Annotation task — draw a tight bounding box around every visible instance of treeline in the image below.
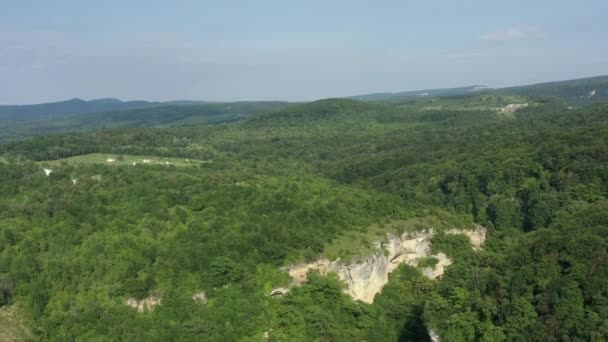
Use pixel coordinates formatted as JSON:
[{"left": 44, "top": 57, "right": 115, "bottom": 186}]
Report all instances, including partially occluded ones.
[{"left": 0, "top": 101, "right": 290, "bottom": 144}]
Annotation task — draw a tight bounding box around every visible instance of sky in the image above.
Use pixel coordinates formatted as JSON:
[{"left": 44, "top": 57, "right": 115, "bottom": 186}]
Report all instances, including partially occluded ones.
[{"left": 1, "top": 0, "right": 607, "bottom": 104}]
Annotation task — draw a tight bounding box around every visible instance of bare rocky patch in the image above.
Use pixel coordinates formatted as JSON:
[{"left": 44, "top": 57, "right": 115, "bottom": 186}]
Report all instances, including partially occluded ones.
[
  {"left": 286, "top": 226, "right": 486, "bottom": 303},
  {"left": 270, "top": 287, "right": 290, "bottom": 297},
  {"left": 0, "top": 304, "right": 34, "bottom": 341},
  {"left": 192, "top": 291, "right": 207, "bottom": 304},
  {"left": 125, "top": 294, "right": 162, "bottom": 312},
  {"left": 499, "top": 103, "right": 528, "bottom": 113}
]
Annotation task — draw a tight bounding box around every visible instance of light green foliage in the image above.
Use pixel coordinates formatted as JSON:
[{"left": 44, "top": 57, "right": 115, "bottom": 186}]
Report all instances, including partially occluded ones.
[{"left": 418, "top": 257, "right": 439, "bottom": 269}]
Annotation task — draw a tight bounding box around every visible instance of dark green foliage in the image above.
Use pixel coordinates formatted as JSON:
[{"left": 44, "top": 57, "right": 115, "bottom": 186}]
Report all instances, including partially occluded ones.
[
  {"left": 425, "top": 200, "right": 608, "bottom": 341},
  {"left": 209, "top": 257, "right": 244, "bottom": 287},
  {"left": 0, "top": 274, "right": 15, "bottom": 307}
]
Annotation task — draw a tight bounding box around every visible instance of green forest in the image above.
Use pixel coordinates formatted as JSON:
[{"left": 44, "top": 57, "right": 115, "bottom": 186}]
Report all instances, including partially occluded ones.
[{"left": 1, "top": 89, "right": 607, "bottom": 341}]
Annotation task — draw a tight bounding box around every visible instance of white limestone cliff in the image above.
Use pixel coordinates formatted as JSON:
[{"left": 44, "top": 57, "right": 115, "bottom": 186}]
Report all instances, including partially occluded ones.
[{"left": 287, "top": 226, "right": 486, "bottom": 304}]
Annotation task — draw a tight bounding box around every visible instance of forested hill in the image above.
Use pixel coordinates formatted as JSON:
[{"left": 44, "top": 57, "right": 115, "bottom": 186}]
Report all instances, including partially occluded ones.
[
  {"left": 245, "top": 98, "right": 381, "bottom": 126},
  {"left": 3, "top": 75, "right": 606, "bottom": 144},
  {"left": 1, "top": 93, "right": 608, "bottom": 340},
  {"left": 348, "top": 85, "right": 487, "bottom": 101},
  {"left": 498, "top": 75, "right": 608, "bottom": 106},
  {"left": 0, "top": 98, "right": 157, "bottom": 121},
  {"left": 0, "top": 101, "right": 290, "bottom": 144},
  {"left": 349, "top": 75, "right": 608, "bottom": 106}
]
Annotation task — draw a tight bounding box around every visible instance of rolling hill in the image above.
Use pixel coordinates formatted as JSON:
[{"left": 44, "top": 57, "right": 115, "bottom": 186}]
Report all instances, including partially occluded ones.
[
  {"left": 2, "top": 75, "right": 606, "bottom": 145},
  {"left": 497, "top": 75, "right": 608, "bottom": 105},
  {"left": 0, "top": 101, "right": 290, "bottom": 143},
  {"left": 350, "top": 75, "right": 608, "bottom": 106},
  {"left": 348, "top": 85, "right": 489, "bottom": 101}
]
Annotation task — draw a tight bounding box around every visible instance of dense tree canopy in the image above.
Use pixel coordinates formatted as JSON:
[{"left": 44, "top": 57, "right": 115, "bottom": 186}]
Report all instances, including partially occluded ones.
[{"left": 1, "top": 94, "right": 607, "bottom": 340}]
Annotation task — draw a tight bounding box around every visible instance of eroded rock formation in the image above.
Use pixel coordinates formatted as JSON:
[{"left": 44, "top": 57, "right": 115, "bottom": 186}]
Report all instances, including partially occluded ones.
[{"left": 287, "top": 226, "right": 486, "bottom": 303}]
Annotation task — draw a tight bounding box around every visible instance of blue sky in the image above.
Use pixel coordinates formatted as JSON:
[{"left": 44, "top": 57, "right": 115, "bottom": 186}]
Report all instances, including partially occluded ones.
[{"left": 1, "top": 0, "right": 607, "bottom": 103}]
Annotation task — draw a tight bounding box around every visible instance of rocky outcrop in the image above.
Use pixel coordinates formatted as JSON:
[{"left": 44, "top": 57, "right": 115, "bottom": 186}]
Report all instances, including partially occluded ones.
[
  {"left": 499, "top": 103, "right": 528, "bottom": 113},
  {"left": 125, "top": 295, "right": 161, "bottom": 312},
  {"left": 287, "top": 226, "right": 486, "bottom": 303},
  {"left": 428, "top": 328, "right": 441, "bottom": 342},
  {"left": 270, "top": 287, "right": 290, "bottom": 297},
  {"left": 192, "top": 291, "right": 207, "bottom": 303}
]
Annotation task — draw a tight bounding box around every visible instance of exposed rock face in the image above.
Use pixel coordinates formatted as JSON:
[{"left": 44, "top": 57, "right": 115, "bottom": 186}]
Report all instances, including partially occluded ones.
[
  {"left": 499, "top": 103, "right": 528, "bottom": 113},
  {"left": 125, "top": 295, "right": 161, "bottom": 312},
  {"left": 270, "top": 287, "right": 290, "bottom": 297},
  {"left": 287, "top": 226, "right": 486, "bottom": 304},
  {"left": 584, "top": 89, "right": 597, "bottom": 99},
  {"left": 421, "top": 252, "right": 452, "bottom": 279},
  {"left": 428, "top": 328, "right": 441, "bottom": 342},
  {"left": 192, "top": 291, "right": 207, "bottom": 303}
]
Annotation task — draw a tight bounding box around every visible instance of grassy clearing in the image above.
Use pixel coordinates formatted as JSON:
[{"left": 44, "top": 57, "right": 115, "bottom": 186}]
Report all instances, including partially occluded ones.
[
  {"left": 322, "top": 221, "right": 401, "bottom": 261},
  {"left": 0, "top": 304, "right": 34, "bottom": 342},
  {"left": 43, "top": 153, "right": 207, "bottom": 167}
]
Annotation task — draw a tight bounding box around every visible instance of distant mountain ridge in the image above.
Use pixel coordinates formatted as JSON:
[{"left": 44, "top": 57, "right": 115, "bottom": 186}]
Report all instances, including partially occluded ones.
[
  {"left": 0, "top": 101, "right": 290, "bottom": 143},
  {"left": 0, "top": 98, "right": 158, "bottom": 121},
  {"left": 2, "top": 75, "right": 606, "bottom": 122},
  {"left": 1, "top": 75, "right": 607, "bottom": 144},
  {"left": 349, "top": 75, "right": 608, "bottom": 105},
  {"left": 348, "top": 85, "right": 490, "bottom": 101},
  {"left": 497, "top": 75, "right": 608, "bottom": 105}
]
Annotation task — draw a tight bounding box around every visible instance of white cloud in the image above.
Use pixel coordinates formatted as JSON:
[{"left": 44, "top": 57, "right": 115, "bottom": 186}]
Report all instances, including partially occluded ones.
[{"left": 480, "top": 26, "right": 541, "bottom": 42}]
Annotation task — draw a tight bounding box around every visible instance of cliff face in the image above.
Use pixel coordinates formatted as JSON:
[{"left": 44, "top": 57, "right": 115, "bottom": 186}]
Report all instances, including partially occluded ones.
[{"left": 287, "top": 226, "right": 486, "bottom": 303}]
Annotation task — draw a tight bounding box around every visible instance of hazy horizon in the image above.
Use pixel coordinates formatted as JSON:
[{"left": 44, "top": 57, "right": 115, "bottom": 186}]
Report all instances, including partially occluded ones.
[
  {"left": 2, "top": 0, "right": 607, "bottom": 104},
  {"left": 3, "top": 73, "right": 608, "bottom": 106}
]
